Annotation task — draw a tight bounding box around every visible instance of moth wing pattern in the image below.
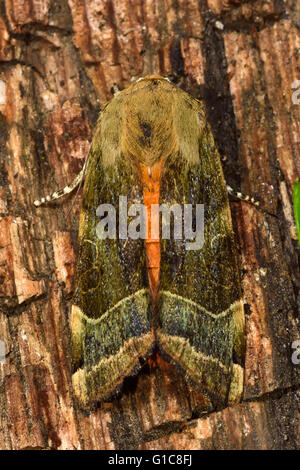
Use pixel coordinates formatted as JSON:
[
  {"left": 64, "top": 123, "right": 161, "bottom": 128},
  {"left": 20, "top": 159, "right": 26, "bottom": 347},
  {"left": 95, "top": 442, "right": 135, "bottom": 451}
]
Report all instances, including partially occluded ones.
[
  {"left": 71, "top": 94, "right": 154, "bottom": 406},
  {"left": 71, "top": 76, "right": 245, "bottom": 407},
  {"left": 158, "top": 91, "right": 245, "bottom": 405}
]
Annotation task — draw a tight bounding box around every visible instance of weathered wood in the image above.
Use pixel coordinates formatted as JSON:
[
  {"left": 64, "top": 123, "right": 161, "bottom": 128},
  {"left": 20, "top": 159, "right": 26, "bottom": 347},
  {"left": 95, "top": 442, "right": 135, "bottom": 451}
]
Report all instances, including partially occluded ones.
[{"left": 0, "top": 0, "right": 299, "bottom": 449}]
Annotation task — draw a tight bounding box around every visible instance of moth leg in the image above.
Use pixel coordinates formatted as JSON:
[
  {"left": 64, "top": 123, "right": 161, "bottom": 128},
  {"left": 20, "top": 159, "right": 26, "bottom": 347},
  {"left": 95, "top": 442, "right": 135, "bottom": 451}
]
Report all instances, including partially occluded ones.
[
  {"left": 34, "top": 163, "right": 86, "bottom": 207},
  {"left": 226, "top": 185, "right": 260, "bottom": 207}
]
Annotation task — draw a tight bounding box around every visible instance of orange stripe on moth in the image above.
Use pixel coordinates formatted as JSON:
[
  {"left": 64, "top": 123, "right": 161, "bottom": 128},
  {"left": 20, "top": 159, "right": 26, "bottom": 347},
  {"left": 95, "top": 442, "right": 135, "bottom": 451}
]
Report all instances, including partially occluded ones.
[
  {"left": 147, "top": 350, "right": 172, "bottom": 371},
  {"left": 139, "top": 160, "right": 163, "bottom": 304}
]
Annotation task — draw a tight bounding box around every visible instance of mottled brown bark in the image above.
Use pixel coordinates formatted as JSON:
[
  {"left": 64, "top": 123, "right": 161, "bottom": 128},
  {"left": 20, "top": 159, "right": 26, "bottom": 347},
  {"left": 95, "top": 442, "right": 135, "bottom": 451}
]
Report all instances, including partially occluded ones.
[{"left": 0, "top": 0, "right": 299, "bottom": 450}]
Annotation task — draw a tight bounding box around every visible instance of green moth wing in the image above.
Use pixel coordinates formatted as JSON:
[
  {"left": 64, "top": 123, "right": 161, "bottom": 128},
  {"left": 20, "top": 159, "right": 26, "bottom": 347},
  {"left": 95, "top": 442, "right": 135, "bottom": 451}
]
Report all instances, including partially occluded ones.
[
  {"left": 71, "top": 95, "right": 154, "bottom": 406},
  {"left": 158, "top": 94, "right": 244, "bottom": 405}
]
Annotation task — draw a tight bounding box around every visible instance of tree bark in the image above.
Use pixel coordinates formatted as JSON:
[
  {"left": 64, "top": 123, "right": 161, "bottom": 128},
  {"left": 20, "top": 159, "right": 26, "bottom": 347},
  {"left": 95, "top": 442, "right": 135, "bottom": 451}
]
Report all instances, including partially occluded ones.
[{"left": 0, "top": 0, "right": 299, "bottom": 450}]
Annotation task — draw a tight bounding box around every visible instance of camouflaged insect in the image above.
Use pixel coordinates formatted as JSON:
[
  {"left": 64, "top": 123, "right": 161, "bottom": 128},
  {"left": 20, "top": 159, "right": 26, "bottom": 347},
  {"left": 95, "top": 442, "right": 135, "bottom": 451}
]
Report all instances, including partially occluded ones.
[{"left": 36, "top": 76, "right": 245, "bottom": 407}]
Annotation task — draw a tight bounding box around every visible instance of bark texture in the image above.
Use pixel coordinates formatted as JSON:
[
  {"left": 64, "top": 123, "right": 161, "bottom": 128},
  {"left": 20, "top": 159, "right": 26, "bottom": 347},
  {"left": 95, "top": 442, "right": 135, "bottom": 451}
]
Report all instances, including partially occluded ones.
[{"left": 0, "top": 0, "right": 299, "bottom": 450}]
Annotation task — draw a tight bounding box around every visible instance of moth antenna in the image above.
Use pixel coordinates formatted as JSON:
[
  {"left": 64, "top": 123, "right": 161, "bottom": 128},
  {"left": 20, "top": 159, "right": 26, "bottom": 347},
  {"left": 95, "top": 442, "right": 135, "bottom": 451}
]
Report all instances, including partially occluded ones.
[
  {"left": 226, "top": 185, "right": 260, "bottom": 207},
  {"left": 34, "top": 158, "right": 88, "bottom": 207},
  {"left": 64, "top": 155, "right": 90, "bottom": 223}
]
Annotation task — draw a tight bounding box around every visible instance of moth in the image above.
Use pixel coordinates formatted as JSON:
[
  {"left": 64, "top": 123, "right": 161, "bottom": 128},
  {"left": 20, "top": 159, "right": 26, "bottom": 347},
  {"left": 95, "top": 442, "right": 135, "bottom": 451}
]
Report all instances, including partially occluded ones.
[{"left": 35, "top": 76, "right": 245, "bottom": 408}]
